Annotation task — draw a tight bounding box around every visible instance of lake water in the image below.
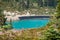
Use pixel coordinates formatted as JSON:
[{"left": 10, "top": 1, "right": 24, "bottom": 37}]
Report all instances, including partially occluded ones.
[{"left": 11, "top": 19, "right": 49, "bottom": 30}]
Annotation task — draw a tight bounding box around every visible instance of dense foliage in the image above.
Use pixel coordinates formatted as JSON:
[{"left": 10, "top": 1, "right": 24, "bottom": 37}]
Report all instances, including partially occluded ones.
[
  {"left": 0, "top": 0, "right": 57, "bottom": 11},
  {"left": 0, "top": 26, "right": 60, "bottom": 40},
  {"left": 0, "top": 7, "right": 6, "bottom": 26},
  {"left": 0, "top": 0, "right": 60, "bottom": 40},
  {"left": 54, "top": 0, "right": 60, "bottom": 28},
  {"left": 0, "top": 7, "right": 12, "bottom": 29},
  {"left": 56, "top": 0, "right": 60, "bottom": 18}
]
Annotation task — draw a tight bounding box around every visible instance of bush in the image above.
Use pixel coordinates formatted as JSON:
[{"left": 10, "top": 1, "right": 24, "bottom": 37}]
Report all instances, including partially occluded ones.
[
  {"left": 2, "top": 24, "right": 12, "bottom": 30},
  {"left": 43, "top": 26, "right": 60, "bottom": 40}
]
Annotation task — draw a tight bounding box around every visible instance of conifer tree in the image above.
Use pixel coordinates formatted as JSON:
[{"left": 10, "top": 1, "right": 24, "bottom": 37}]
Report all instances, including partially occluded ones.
[
  {"left": 56, "top": 0, "right": 60, "bottom": 19},
  {"left": 0, "top": 7, "right": 6, "bottom": 26}
]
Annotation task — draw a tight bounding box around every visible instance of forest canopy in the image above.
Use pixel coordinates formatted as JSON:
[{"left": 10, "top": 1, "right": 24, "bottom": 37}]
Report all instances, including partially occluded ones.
[{"left": 0, "top": 0, "right": 57, "bottom": 11}]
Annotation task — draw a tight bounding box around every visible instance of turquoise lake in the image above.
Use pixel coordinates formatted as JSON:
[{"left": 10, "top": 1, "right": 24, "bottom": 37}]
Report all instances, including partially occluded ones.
[{"left": 11, "top": 19, "right": 49, "bottom": 30}]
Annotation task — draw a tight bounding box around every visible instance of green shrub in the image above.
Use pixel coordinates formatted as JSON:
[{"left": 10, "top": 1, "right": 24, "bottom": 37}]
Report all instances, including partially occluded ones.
[
  {"left": 43, "top": 26, "right": 60, "bottom": 40},
  {"left": 2, "top": 24, "right": 12, "bottom": 30}
]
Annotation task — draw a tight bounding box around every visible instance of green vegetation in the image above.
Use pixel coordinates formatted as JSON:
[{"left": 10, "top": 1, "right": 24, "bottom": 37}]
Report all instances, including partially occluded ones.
[
  {"left": 0, "top": 7, "right": 6, "bottom": 26},
  {"left": 0, "top": 0, "right": 57, "bottom": 11},
  {"left": 43, "top": 26, "right": 60, "bottom": 40},
  {"left": 2, "top": 24, "right": 12, "bottom": 30},
  {"left": 0, "top": 7, "right": 12, "bottom": 29},
  {"left": 0, "top": 11, "right": 12, "bottom": 30},
  {"left": 0, "top": 26, "right": 60, "bottom": 40},
  {"left": 56, "top": 0, "right": 60, "bottom": 18},
  {"left": 55, "top": 0, "right": 60, "bottom": 28},
  {"left": 0, "top": 0, "right": 60, "bottom": 40}
]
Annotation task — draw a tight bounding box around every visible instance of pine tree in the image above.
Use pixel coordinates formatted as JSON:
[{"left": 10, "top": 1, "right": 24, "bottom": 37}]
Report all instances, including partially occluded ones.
[
  {"left": 56, "top": 0, "right": 60, "bottom": 19},
  {"left": 0, "top": 7, "right": 6, "bottom": 26}
]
